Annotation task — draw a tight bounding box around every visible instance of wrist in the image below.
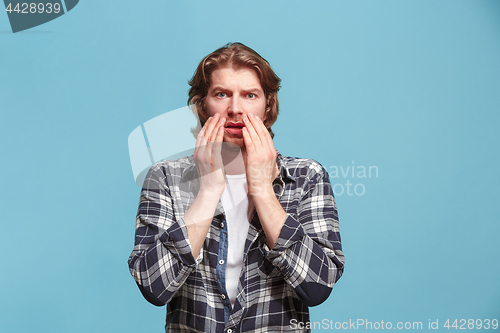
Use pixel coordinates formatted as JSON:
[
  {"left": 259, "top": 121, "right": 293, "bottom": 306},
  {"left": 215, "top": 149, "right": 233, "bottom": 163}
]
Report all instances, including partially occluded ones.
[
  {"left": 198, "top": 185, "right": 224, "bottom": 198},
  {"left": 249, "top": 184, "right": 276, "bottom": 202}
]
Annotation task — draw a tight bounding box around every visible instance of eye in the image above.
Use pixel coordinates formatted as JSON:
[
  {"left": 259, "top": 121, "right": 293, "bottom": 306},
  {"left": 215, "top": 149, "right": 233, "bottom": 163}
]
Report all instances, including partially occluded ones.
[
  {"left": 216, "top": 92, "right": 227, "bottom": 98},
  {"left": 247, "top": 93, "right": 256, "bottom": 99}
]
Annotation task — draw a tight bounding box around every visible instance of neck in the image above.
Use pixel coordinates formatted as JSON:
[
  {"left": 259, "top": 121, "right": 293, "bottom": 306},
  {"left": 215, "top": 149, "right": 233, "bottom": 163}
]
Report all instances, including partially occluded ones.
[{"left": 222, "top": 144, "right": 246, "bottom": 175}]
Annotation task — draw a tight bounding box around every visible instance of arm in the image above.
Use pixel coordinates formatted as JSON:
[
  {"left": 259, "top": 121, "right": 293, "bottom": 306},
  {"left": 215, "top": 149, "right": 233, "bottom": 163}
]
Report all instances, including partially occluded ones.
[
  {"left": 128, "top": 165, "right": 197, "bottom": 306},
  {"left": 262, "top": 167, "right": 344, "bottom": 307},
  {"left": 184, "top": 113, "right": 226, "bottom": 258},
  {"left": 242, "top": 114, "right": 344, "bottom": 307},
  {"left": 128, "top": 114, "right": 226, "bottom": 306}
]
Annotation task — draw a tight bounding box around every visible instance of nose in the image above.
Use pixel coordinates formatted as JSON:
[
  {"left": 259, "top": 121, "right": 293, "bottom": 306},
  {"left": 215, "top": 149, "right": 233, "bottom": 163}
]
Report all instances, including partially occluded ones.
[{"left": 227, "top": 95, "right": 243, "bottom": 116}]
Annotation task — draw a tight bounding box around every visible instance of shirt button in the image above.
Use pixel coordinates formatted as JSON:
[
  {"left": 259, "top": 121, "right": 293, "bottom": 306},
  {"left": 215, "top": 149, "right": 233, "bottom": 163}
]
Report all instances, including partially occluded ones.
[
  {"left": 221, "top": 294, "right": 226, "bottom": 299},
  {"left": 219, "top": 259, "right": 224, "bottom": 265},
  {"left": 220, "top": 222, "right": 224, "bottom": 228}
]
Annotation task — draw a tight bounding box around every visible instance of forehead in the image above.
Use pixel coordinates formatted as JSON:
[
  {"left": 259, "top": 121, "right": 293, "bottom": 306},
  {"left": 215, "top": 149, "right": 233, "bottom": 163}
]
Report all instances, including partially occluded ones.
[{"left": 209, "top": 66, "right": 263, "bottom": 90}]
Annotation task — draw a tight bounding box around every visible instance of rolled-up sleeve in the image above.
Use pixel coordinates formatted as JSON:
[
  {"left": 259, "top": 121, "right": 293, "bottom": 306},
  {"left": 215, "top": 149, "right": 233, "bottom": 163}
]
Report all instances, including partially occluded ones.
[
  {"left": 128, "top": 165, "right": 196, "bottom": 306},
  {"left": 262, "top": 166, "right": 344, "bottom": 307}
]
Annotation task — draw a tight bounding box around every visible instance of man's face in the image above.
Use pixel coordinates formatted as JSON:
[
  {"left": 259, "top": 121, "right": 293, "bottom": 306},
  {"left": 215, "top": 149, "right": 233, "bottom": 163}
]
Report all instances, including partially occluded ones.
[{"left": 205, "top": 66, "right": 268, "bottom": 149}]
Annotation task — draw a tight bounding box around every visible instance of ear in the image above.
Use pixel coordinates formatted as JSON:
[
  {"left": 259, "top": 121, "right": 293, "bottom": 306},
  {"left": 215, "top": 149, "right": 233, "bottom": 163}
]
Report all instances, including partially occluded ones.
[
  {"left": 264, "top": 94, "right": 272, "bottom": 122},
  {"left": 264, "top": 107, "right": 269, "bottom": 122}
]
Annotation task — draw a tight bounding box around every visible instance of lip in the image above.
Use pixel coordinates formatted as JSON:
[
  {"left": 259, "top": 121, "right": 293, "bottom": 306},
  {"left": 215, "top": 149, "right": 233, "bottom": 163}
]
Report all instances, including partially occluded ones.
[{"left": 225, "top": 122, "right": 245, "bottom": 135}]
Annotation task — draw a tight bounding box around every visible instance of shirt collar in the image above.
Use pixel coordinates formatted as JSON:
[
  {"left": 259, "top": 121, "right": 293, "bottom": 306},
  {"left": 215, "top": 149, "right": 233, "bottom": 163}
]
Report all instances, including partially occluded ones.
[
  {"left": 276, "top": 150, "right": 297, "bottom": 183},
  {"left": 179, "top": 151, "right": 297, "bottom": 183},
  {"left": 180, "top": 155, "right": 198, "bottom": 183}
]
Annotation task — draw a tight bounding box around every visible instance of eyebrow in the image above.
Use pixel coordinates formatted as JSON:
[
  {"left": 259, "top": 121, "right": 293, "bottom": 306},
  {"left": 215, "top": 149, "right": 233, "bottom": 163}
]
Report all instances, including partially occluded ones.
[
  {"left": 244, "top": 88, "right": 263, "bottom": 94},
  {"left": 210, "top": 86, "right": 226, "bottom": 92}
]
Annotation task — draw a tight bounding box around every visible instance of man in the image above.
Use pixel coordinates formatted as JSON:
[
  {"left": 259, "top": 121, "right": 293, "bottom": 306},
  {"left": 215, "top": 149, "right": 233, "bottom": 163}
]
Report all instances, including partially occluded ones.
[{"left": 128, "top": 42, "right": 344, "bottom": 332}]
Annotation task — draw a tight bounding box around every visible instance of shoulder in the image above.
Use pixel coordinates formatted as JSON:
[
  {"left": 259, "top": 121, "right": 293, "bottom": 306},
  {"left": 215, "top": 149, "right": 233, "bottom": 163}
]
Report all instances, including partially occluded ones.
[
  {"left": 149, "top": 155, "right": 194, "bottom": 173},
  {"left": 143, "top": 155, "right": 196, "bottom": 185},
  {"left": 278, "top": 153, "right": 328, "bottom": 180}
]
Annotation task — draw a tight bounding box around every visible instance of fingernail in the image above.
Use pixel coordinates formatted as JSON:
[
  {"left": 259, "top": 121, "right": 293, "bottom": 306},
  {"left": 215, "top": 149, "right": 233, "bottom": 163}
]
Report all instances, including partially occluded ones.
[
  {"left": 249, "top": 113, "right": 254, "bottom": 118},
  {"left": 243, "top": 116, "right": 248, "bottom": 122}
]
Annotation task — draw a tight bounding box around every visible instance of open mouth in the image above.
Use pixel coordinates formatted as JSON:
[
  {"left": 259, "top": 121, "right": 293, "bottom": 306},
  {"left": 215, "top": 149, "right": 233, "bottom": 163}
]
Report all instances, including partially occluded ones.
[
  {"left": 225, "top": 122, "right": 245, "bottom": 134},
  {"left": 226, "top": 123, "right": 244, "bottom": 129}
]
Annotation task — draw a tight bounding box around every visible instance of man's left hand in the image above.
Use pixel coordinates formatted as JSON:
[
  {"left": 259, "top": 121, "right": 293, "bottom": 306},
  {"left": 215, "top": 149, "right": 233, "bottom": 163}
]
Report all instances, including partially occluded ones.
[
  {"left": 242, "top": 114, "right": 286, "bottom": 248},
  {"left": 242, "top": 113, "right": 279, "bottom": 198}
]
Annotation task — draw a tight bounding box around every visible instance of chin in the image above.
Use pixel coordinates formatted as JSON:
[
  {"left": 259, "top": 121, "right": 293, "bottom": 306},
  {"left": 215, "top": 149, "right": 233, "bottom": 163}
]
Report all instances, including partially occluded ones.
[{"left": 223, "top": 137, "right": 245, "bottom": 150}]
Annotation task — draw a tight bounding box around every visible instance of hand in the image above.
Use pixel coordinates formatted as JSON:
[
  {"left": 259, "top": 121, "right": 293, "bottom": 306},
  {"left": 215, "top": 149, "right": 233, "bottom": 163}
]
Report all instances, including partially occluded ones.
[
  {"left": 193, "top": 113, "right": 226, "bottom": 196},
  {"left": 185, "top": 114, "right": 226, "bottom": 257},
  {"left": 242, "top": 113, "right": 279, "bottom": 198},
  {"left": 242, "top": 113, "right": 286, "bottom": 249}
]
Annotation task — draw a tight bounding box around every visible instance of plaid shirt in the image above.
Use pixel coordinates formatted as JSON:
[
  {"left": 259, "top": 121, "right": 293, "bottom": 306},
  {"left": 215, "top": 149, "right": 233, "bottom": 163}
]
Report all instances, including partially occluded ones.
[{"left": 128, "top": 152, "right": 344, "bottom": 332}]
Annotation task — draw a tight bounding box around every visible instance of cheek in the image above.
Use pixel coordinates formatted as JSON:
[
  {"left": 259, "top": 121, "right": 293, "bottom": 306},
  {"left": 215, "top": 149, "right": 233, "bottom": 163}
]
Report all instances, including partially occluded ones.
[
  {"left": 205, "top": 100, "right": 222, "bottom": 117},
  {"left": 253, "top": 101, "right": 267, "bottom": 119}
]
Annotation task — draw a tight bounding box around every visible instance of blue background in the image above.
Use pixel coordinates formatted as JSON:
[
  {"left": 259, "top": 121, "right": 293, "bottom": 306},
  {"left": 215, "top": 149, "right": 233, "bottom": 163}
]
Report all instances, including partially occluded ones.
[{"left": 1, "top": 0, "right": 499, "bottom": 332}]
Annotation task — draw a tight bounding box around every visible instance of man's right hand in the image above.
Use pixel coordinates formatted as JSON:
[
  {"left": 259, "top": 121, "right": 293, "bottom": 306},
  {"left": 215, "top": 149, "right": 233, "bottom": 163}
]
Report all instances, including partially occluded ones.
[
  {"left": 185, "top": 113, "right": 225, "bottom": 258},
  {"left": 194, "top": 113, "right": 226, "bottom": 195}
]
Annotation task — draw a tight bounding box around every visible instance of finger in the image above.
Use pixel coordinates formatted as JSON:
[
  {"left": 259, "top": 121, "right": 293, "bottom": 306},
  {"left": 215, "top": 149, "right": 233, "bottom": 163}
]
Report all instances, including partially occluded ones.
[
  {"left": 249, "top": 115, "right": 277, "bottom": 176},
  {"left": 195, "top": 115, "right": 220, "bottom": 167},
  {"left": 197, "top": 115, "right": 215, "bottom": 147},
  {"left": 196, "top": 117, "right": 210, "bottom": 148},
  {"left": 250, "top": 114, "right": 273, "bottom": 148},
  {"left": 215, "top": 119, "right": 225, "bottom": 142},
  {"left": 212, "top": 126, "right": 225, "bottom": 171},
  {"left": 243, "top": 115, "right": 261, "bottom": 147},
  {"left": 209, "top": 116, "right": 225, "bottom": 143},
  {"left": 212, "top": 121, "right": 225, "bottom": 158},
  {"left": 201, "top": 113, "right": 220, "bottom": 142},
  {"left": 242, "top": 126, "right": 255, "bottom": 153}
]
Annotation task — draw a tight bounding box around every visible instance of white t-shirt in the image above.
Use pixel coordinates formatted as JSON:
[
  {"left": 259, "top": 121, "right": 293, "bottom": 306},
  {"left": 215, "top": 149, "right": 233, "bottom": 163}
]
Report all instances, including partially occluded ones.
[{"left": 220, "top": 174, "right": 253, "bottom": 307}]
